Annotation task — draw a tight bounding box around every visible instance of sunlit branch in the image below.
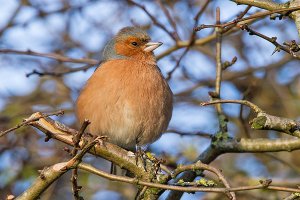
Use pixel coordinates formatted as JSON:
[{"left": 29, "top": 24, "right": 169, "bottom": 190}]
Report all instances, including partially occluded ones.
[
  {"left": 16, "top": 137, "right": 101, "bottom": 200},
  {"left": 201, "top": 99, "right": 300, "bottom": 138},
  {"left": 78, "top": 162, "right": 300, "bottom": 193},
  {"left": 0, "top": 110, "right": 64, "bottom": 138}
]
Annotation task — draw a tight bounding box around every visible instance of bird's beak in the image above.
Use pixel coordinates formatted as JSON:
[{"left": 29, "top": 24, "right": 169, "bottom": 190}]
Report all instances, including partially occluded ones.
[{"left": 144, "top": 42, "right": 163, "bottom": 52}]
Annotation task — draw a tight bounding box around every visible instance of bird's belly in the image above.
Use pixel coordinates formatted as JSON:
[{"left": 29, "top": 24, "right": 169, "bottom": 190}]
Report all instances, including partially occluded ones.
[
  {"left": 101, "top": 95, "right": 168, "bottom": 150},
  {"left": 77, "top": 62, "right": 173, "bottom": 150}
]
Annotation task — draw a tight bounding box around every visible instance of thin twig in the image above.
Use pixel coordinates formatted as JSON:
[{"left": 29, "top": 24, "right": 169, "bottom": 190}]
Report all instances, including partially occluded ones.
[
  {"left": 0, "top": 110, "right": 64, "bottom": 138},
  {"left": 16, "top": 137, "right": 101, "bottom": 200},
  {"left": 78, "top": 163, "right": 300, "bottom": 193},
  {"left": 165, "top": 0, "right": 210, "bottom": 80},
  {"left": 172, "top": 161, "right": 235, "bottom": 200},
  {"left": 230, "top": 0, "right": 289, "bottom": 12},
  {"left": 194, "top": 0, "right": 210, "bottom": 24},
  {"left": 72, "top": 120, "right": 91, "bottom": 149},
  {"left": 214, "top": 7, "right": 223, "bottom": 114},
  {"left": 157, "top": 9, "right": 277, "bottom": 60},
  {"left": 127, "top": 0, "right": 178, "bottom": 41},
  {"left": 223, "top": 5, "right": 252, "bottom": 33},
  {"left": 165, "top": 129, "right": 212, "bottom": 138},
  {"left": 28, "top": 112, "right": 150, "bottom": 178},
  {"left": 156, "top": 0, "right": 180, "bottom": 40},
  {"left": 0, "top": 3, "right": 22, "bottom": 36},
  {"left": 195, "top": 6, "right": 300, "bottom": 31},
  {"left": 176, "top": 55, "right": 291, "bottom": 97},
  {"left": 26, "top": 64, "right": 96, "bottom": 77},
  {"left": 200, "top": 99, "right": 263, "bottom": 113},
  {"left": 166, "top": 47, "right": 190, "bottom": 81},
  {"left": 0, "top": 49, "right": 98, "bottom": 64},
  {"left": 70, "top": 120, "right": 91, "bottom": 200},
  {"left": 239, "top": 24, "right": 300, "bottom": 58}
]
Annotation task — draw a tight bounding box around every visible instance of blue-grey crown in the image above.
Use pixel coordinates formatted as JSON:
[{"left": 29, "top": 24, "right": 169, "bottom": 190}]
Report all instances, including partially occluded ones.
[{"left": 102, "top": 27, "right": 150, "bottom": 61}]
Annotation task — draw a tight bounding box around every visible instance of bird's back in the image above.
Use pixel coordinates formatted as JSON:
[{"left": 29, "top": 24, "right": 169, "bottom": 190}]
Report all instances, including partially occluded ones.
[{"left": 76, "top": 59, "right": 172, "bottom": 150}]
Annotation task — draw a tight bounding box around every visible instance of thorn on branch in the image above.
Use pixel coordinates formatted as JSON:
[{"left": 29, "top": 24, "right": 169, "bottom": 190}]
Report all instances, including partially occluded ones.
[{"left": 272, "top": 46, "right": 281, "bottom": 55}]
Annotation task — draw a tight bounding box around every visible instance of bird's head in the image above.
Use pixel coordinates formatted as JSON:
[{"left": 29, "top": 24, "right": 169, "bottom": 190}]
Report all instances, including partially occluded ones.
[{"left": 102, "top": 27, "right": 162, "bottom": 62}]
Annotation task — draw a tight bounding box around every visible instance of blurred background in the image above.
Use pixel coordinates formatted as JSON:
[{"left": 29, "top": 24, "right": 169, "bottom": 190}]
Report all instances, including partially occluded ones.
[{"left": 0, "top": 0, "right": 300, "bottom": 199}]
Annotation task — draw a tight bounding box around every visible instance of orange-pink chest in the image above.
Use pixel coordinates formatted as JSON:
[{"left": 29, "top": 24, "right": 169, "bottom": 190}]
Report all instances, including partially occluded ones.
[{"left": 76, "top": 59, "right": 173, "bottom": 148}]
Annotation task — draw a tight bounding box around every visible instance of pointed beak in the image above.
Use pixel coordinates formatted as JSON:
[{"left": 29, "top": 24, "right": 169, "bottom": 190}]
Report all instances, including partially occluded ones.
[{"left": 144, "top": 42, "right": 163, "bottom": 52}]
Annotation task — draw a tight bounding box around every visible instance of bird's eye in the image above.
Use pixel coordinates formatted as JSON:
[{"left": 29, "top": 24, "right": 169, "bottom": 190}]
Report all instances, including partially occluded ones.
[{"left": 131, "top": 42, "right": 138, "bottom": 46}]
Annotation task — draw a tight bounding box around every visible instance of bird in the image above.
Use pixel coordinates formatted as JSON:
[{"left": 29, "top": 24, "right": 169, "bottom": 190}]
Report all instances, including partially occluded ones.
[{"left": 76, "top": 26, "right": 173, "bottom": 153}]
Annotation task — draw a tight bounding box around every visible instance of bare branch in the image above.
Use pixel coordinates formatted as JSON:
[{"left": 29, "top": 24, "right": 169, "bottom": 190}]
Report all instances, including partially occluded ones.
[
  {"left": 26, "top": 64, "right": 95, "bottom": 77},
  {"left": 195, "top": 6, "right": 300, "bottom": 31},
  {"left": 172, "top": 161, "right": 236, "bottom": 200},
  {"left": 230, "top": 0, "right": 288, "bottom": 11},
  {"left": 77, "top": 163, "right": 300, "bottom": 194},
  {"left": 26, "top": 112, "right": 151, "bottom": 179},
  {"left": 200, "top": 99, "right": 263, "bottom": 113},
  {"left": 165, "top": 129, "right": 212, "bottom": 138},
  {"left": 201, "top": 99, "right": 300, "bottom": 138},
  {"left": 0, "top": 49, "right": 98, "bottom": 64},
  {"left": 156, "top": 0, "right": 180, "bottom": 40},
  {"left": 16, "top": 137, "right": 101, "bottom": 200},
  {"left": 127, "top": 0, "right": 178, "bottom": 41},
  {"left": 70, "top": 119, "right": 91, "bottom": 200},
  {"left": 239, "top": 24, "right": 300, "bottom": 58},
  {"left": 0, "top": 110, "right": 64, "bottom": 138}
]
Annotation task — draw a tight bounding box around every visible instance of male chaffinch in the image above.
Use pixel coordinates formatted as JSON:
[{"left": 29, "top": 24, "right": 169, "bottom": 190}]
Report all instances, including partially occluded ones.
[{"left": 76, "top": 27, "right": 173, "bottom": 152}]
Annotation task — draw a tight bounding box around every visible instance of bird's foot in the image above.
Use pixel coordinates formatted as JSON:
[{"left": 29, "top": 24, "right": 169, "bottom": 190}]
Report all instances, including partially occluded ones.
[{"left": 135, "top": 146, "right": 147, "bottom": 171}]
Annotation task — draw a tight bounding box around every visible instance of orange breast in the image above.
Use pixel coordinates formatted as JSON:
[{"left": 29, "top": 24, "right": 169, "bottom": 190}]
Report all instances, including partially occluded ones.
[{"left": 76, "top": 59, "right": 173, "bottom": 150}]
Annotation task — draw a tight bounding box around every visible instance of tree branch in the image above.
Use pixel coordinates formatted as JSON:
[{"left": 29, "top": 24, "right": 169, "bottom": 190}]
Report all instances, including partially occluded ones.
[
  {"left": 239, "top": 24, "right": 300, "bottom": 59},
  {"left": 77, "top": 162, "right": 300, "bottom": 194},
  {"left": 0, "top": 49, "right": 98, "bottom": 64},
  {"left": 201, "top": 99, "right": 300, "bottom": 138},
  {"left": 26, "top": 112, "right": 150, "bottom": 179},
  {"left": 127, "top": 0, "right": 179, "bottom": 41},
  {"left": 0, "top": 110, "right": 64, "bottom": 138},
  {"left": 16, "top": 137, "right": 101, "bottom": 200},
  {"left": 172, "top": 161, "right": 235, "bottom": 200},
  {"left": 230, "top": 0, "right": 288, "bottom": 11}
]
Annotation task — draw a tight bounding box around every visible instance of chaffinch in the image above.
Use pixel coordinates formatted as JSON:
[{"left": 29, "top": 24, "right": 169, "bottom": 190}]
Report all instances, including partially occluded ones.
[{"left": 76, "top": 27, "right": 173, "bottom": 152}]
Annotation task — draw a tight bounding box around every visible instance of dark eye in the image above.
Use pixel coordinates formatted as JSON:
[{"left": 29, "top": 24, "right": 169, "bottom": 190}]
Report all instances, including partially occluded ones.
[{"left": 131, "top": 42, "right": 138, "bottom": 46}]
